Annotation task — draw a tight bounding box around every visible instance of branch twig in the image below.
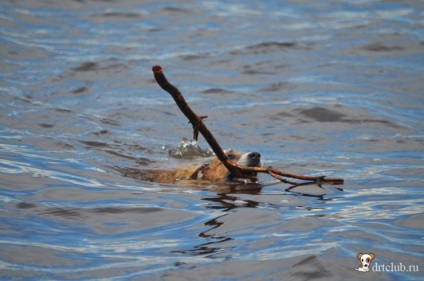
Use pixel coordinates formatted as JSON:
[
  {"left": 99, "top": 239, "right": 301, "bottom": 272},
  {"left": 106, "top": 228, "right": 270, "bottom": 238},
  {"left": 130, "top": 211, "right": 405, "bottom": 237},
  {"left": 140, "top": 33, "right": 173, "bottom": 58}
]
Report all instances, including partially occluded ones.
[{"left": 152, "top": 65, "right": 344, "bottom": 185}]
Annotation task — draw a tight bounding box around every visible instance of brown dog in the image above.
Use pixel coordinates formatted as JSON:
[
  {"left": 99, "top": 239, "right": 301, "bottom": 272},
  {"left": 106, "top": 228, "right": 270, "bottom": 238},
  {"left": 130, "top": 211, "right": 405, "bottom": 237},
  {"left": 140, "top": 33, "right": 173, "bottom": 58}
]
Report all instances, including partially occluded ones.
[{"left": 140, "top": 150, "right": 263, "bottom": 183}]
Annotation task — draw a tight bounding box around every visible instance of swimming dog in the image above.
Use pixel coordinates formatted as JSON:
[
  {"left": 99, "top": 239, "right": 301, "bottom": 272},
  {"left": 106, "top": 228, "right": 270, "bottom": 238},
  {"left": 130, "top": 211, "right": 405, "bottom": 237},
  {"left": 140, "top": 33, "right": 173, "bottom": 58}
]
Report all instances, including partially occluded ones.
[{"left": 140, "top": 150, "right": 263, "bottom": 183}]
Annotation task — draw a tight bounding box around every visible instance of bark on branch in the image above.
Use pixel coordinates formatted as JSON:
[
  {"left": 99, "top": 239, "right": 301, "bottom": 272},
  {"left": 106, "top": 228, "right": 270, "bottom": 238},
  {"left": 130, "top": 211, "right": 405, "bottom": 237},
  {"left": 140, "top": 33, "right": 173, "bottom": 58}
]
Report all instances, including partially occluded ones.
[{"left": 152, "top": 65, "right": 344, "bottom": 185}]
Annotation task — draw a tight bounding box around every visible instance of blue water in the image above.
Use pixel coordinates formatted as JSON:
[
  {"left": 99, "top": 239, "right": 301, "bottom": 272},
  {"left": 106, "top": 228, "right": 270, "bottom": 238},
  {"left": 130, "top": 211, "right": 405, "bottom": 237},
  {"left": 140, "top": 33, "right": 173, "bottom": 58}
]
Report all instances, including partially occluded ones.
[{"left": 1, "top": 1, "right": 423, "bottom": 280}]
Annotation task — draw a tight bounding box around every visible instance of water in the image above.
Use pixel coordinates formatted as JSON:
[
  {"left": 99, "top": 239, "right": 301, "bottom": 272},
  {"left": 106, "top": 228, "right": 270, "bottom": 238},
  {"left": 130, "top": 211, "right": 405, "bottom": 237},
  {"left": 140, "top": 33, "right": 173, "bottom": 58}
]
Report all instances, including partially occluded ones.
[{"left": 1, "top": 0, "right": 423, "bottom": 280}]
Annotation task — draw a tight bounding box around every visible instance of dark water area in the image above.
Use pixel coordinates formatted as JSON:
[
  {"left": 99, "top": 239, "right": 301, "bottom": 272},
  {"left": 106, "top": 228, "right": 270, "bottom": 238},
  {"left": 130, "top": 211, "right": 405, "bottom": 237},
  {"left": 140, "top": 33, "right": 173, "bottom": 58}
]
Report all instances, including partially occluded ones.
[{"left": 1, "top": 0, "right": 423, "bottom": 280}]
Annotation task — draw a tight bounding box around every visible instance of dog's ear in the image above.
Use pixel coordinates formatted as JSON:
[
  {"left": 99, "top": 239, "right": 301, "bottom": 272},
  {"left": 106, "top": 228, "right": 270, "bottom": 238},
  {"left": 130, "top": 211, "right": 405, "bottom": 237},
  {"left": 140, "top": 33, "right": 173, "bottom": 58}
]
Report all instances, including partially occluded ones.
[
  {"left": 369, "top": 253, "right": 375, "bottom": 260},
  {"left": 357, "top": 253, "right": 363, "bottom": 260}
]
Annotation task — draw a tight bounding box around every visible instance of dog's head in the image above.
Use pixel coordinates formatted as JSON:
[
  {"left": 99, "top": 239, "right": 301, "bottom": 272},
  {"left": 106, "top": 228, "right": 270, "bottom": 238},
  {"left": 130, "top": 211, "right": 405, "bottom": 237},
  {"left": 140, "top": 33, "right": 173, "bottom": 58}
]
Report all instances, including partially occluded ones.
[
  {"left": 227, "top": 151, "right": 263, "bottom": 182},
  {"left": 200, "top": 150, "right": 263, "bottom": 181},
  {"left": 357, "top": 253, "right": 375, "bottom": 268}
]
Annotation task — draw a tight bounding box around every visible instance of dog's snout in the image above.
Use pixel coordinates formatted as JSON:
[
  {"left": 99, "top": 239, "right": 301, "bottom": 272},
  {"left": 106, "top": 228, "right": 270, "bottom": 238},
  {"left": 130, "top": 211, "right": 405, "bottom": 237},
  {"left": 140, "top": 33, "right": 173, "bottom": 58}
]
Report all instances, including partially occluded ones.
[
  {"left": 248, "top": 152, "right": 261, "bottom": 160},
  {"left": 236, "top": 151, "right": 263, "bottom": 169}
]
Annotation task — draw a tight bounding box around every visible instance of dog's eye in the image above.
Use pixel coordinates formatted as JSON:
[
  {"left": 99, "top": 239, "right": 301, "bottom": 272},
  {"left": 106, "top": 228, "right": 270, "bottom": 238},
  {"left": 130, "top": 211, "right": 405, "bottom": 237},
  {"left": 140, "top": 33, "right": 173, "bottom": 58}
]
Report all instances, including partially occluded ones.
[
  {"left": 366, "top": 258, "right": 370, "bottom": 263},
  {"left": 228, "top": 153, "right": 236, "bottom": 160},
  {"left": 361, "top": 258, "right": 364, "bottom": 262}
]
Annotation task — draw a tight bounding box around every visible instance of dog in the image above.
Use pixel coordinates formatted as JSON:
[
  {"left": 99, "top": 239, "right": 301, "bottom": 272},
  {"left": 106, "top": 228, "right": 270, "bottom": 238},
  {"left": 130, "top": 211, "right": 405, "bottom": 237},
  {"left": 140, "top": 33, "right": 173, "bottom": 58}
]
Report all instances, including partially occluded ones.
[
  {"left": 139, "top": 150, "right": 263, "bottom": 183},
  {"left": 355, "top": 253, "right": 375, "bottom": 272}
]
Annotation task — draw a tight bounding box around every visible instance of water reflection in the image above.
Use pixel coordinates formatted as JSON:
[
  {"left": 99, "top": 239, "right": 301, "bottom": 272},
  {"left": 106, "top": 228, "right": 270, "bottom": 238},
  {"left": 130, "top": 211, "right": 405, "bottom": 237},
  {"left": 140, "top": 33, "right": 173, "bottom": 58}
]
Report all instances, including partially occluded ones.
[
  {"left": 203, "top": 190, "right": 262, "bottom": 210},
  {"left": 171, "top": 213, "right": 233, "bottom": 257},
  {"left": 161, "top": 182, "right": 345, "bottom": 260}
]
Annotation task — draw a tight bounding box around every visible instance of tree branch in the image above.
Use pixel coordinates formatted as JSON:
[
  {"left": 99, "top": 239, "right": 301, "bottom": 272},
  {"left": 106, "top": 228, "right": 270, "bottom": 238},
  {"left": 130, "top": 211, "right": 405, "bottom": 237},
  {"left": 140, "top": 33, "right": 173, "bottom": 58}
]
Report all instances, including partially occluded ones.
[{"left": 152, "top": 65, "right": 344, "bottom": 185}]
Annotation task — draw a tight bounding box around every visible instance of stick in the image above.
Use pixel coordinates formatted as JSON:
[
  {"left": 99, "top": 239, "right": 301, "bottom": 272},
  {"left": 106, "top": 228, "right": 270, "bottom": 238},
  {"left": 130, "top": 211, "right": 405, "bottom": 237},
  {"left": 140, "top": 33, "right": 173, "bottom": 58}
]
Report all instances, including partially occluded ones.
[
  {"left": 152, "top": 65, "right": 242, "bottom": 178},
  {"left": 152, "top": 65, "right": 344, "bottom": 185}
]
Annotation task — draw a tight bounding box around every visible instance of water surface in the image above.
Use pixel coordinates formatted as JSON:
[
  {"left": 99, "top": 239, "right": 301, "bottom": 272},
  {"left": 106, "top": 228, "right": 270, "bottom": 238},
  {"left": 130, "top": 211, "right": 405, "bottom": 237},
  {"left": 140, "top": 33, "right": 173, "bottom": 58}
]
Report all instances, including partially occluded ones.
[{"left": 1, "top": 0, "right": 423, "bottom": 280}]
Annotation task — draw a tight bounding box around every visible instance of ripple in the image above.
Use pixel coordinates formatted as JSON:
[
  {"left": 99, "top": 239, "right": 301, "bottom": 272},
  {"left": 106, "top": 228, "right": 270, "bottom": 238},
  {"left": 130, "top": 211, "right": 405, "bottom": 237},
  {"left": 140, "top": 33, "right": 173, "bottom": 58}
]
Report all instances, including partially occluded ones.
[{"left": 1, "top": 0, "right": 423, "bottom": 280}]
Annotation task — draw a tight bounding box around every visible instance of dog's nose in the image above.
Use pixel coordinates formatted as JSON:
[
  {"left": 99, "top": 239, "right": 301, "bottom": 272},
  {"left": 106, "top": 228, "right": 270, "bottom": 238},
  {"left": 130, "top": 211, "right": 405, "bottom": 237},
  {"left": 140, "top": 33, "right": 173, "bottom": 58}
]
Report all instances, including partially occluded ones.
[{"left": 248, "top": 152, "right": 261, "bottom": 160}]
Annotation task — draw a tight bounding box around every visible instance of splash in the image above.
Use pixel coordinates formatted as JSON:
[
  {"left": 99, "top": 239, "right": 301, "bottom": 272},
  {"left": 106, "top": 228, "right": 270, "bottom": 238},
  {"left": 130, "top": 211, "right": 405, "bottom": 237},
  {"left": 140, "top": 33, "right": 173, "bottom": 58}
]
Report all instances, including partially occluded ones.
[{"left": 168, "top": 137, "right": 214, "bottom": 159}]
